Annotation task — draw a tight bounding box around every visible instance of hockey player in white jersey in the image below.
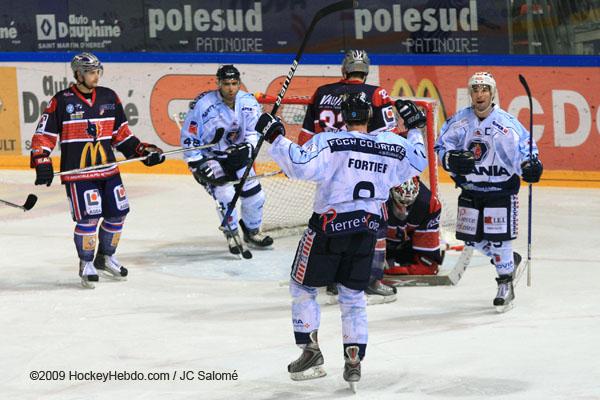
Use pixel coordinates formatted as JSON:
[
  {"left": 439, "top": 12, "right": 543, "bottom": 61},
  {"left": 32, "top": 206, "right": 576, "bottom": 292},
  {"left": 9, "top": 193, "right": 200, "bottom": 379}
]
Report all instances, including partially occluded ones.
[
  {"left": 255, "top": 92, "right": 427, "bottom": 390},
  {"left": 181, "top": 65, "right": 273, "bottom": 254},
  {"left": 435, "top": 72, "right": 543, "bottom": 312}
]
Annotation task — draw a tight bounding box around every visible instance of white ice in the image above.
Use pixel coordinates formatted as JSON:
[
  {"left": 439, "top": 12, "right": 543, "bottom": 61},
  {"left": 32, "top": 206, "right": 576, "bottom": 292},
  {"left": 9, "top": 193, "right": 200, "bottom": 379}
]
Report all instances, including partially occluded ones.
[{"left": 1, "top": 170, "right": 599, "bottom": 400}]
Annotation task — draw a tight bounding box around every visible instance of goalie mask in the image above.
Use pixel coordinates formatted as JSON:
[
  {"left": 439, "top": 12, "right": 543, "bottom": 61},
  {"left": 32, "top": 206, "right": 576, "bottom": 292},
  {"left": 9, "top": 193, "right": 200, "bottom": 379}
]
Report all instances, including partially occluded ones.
[
  {"left": 71, "top": 52, "right": 103, "bottom": 79},
  {"left": 391, "top": 177, "right": 420, "bottom": 206},
  {"left": 468, "top": 71, "right": 497, "bottom": 100},
  {"left": 341, "top": 92, "right": 372, "bottom": 124},
  {"left": 342, "top": 50, "right": 370, "bottom": 79},
  {"left": 216, "top": 65, "right": 240, "bottom": 82}
]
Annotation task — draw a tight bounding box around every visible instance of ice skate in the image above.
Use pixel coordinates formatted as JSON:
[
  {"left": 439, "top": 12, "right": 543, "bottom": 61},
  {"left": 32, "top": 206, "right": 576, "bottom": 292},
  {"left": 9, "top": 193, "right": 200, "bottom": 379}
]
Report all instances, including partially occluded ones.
[
  {"left": 239, "top": 220, "right": 273, "bottom": 248},
  {"left": 288, "top": 330, "right": 326, "bottom": 381},
  {"left": 94, "top": 253, "right": 128, "bottom": 280},
  {"left": 343, "top": 345, "right": 361, "bottom": 393},
  {"left": 221, "top": 227, "right": 243, "bottom": 255},
  {"left": 79, "top": 260, "right": 99, "bottom": 289},
  {"left": 494, "top": 274, "right": 515, "bottom": 313},
  {"left": 366, "top": 280, "right": 397, "bottom": 305}
]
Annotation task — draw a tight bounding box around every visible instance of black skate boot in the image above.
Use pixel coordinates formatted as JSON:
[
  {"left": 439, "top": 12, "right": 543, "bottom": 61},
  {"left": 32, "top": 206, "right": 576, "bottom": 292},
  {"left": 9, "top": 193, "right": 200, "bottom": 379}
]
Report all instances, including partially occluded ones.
[
  {"left": 326, "top": 283, "right": 338, "bottom": 296},
  {"left": 343, "top": 345, "right": 361, "bottom": 393},
  {"left": 288, "top": 330, "right": 326, "bottom": 381},
  {"left": 221, "top": 228, "right": 243, "bottom": 255},
  {"left": 494, "top": 274, "right": 515, "bottom": 313},
  {"left": 239, "top": 219, "right": 273, "bottom": 248},
  {"left": 365, "top": 279, "right": 397, "bottom": 305},
  {"left": 79, "top": 260, "right": 99, "bottom": 289},
  {"left": 94, "top": 253, "right": 128, "bottom": 280}
]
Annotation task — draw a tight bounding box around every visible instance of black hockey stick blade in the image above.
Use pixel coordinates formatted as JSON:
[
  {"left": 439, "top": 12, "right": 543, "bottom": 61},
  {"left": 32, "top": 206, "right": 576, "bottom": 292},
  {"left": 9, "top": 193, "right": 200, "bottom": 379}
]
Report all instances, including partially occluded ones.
[
  {"left": 0, "top": 194, "right": 38, "bottom": 211},
  {"left": 23, "top": 194, "right": 38, "bottom": 210}
]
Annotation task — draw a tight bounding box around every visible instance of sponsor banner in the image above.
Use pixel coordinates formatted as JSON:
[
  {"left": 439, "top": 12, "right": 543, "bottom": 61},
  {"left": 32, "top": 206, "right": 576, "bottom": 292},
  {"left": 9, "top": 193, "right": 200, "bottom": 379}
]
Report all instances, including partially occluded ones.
[
  {"left": 0, "top": 67, "right": 21, "bottom": 155},
  {"left": 5, "top": 61, "right": 599, "bottom": 177},
  {"left": 379, "top": 65, "right": 600, "bottom": 171},
  {"left": 1, "top": 0, "right": 507, "bottom": 54}
]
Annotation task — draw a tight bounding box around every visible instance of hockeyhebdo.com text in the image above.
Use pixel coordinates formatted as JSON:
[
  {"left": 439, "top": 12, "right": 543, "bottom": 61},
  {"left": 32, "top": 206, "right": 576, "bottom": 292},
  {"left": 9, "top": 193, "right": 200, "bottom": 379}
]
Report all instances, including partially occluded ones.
[{"left": 29, "top": 369, "right": 239, "bottom": 382}]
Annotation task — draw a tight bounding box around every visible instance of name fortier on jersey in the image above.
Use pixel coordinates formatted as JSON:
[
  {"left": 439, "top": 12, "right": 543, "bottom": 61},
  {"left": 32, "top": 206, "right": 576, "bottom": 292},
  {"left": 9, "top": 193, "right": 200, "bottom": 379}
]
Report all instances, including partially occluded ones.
[{"left": 268, "top": 129, "right": 427, "bottom": 235}]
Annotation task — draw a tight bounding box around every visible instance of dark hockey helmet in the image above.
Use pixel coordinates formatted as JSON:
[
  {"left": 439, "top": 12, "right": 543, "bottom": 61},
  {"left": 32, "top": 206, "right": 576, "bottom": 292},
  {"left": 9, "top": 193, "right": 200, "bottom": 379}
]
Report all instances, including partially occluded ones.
[
  {"left": 341, "top": 92, "right": 372, "bottom": 124},
  {"left": 71, "top": 52, "right": 103, "bottom": 78},
  {"left": 342, "top": 50, "right": 370, "bottom": 78},
  {"left": 216, "top": 65, "right": 241, "bottom": 81},
  {"left": 391, "top": 177, "right": 420, "bottom": 206}
]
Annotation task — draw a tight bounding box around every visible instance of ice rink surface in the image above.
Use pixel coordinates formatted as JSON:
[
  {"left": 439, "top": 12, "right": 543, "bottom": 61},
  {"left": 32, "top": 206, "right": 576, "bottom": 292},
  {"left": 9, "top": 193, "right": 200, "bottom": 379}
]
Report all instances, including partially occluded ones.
[{"left": 1, "top": 170, "right": 599, "bottom": 400}]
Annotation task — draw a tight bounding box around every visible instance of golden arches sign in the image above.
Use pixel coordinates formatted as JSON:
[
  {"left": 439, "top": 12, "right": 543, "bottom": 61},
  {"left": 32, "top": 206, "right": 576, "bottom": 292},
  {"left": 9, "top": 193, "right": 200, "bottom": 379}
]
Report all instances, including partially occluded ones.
[
  {"left": 390, "top": 78, "right": 447, "bottom": 130},
  {"left": 80, "top": 141, "right": 108, "bottom": 168}
]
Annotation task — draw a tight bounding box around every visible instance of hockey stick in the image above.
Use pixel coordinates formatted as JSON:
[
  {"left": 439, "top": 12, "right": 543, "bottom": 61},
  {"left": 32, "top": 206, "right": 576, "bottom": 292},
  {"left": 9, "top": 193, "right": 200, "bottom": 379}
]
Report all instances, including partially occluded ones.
[
  {"left": 215, "top": 201, "right": 252, "bottom": 260},
  {"left": 519, "top": 74, "right": 533, "bottom": 287},
  {"left": 229, "top": 170, "right": 283, "bottom": 185},
  {"left": 0, "top": 194, "right": 38, "bottom": 211},
  {"left": 54, "top": 128, "right": 225, "bottom": 177},
  {"left": 220, "top": 0, "right": 358, "bottom": 228}
]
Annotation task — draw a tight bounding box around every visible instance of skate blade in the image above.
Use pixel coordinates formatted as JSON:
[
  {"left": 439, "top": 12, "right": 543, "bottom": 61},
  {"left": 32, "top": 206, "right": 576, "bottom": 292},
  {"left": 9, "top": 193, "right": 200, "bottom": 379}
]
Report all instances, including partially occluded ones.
[
  {"left": 495, "top": 302, "right": 514, "bottom": 313},
  {"left": 348, "top": 381, "right": 358, "bottom": 393},
  {"left": 97, "top": 270, "right": 127, "bottom": 281},
  {"left": 367, "top": 294, "right": 397, "bottom": 306},
  {"left": 80, "top": 278, "right": 96, "bottom": 289},
  {"left": 244, "top": 242, "right": 273, "bottom": 250},
  {"left": 289, "top": 366, "right": 327, "bottom": 381}
]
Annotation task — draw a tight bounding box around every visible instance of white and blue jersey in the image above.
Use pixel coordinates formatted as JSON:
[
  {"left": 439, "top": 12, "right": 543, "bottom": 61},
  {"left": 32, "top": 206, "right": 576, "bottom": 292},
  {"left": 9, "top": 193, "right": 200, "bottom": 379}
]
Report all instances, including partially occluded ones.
[
  {"left": 435, "top": 104, "right": 539, "bottom": 196},
  {"left": 269, "top": 129, "right": 427, "bottom": 235},
  {"left": 181, "top": 89, "right": 260, "bottom": 163}
]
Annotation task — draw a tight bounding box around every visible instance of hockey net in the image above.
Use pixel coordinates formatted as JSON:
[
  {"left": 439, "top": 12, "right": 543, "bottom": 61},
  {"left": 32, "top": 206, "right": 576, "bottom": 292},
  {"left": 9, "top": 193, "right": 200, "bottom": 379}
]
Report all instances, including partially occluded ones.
[{"left": 255, "top": 94, "right": 458, "bottom": 245}]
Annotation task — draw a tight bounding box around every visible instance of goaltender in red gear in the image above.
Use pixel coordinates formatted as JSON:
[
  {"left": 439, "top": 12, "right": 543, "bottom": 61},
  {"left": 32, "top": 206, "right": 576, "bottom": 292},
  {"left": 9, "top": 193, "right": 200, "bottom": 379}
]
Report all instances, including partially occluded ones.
[{"left": 385, "top": 177, "right": 444, "bottom": 276}]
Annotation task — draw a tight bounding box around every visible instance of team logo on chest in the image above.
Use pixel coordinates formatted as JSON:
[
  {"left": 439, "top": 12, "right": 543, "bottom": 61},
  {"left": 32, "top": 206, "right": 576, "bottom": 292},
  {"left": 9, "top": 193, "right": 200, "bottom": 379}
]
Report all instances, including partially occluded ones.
[
  {"left": 86, "top": 120, "right": 101, "bottom": 139},
  {"left": 468, "top": 139, "right": 488, "bottom": 162}
]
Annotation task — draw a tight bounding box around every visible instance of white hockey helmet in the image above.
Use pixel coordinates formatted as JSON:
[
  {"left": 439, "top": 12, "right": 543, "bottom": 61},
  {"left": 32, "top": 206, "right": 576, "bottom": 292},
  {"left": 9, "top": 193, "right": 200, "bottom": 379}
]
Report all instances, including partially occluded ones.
[
  {"left": 71, "top": 52, "right": 103, "bottom": 79},
  {"left": 342, "top": 50, "right": 370, "bottom": 79},
  {"left": 468, "top": 71, "right": 496, "bottom": 99},
  {"left": 391, "top": 177, "right": 420, "bottom": 206}
]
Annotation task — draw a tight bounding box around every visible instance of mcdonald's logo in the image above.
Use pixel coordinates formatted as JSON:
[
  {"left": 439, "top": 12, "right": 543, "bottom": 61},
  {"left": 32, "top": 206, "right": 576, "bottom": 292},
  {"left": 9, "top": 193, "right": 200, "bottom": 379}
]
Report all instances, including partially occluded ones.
[
  {"left": 80, "top": 141, "right": 108, "bottom": 168},
  {"left": 390, "top": 78, "right": 448, "bottom": 130}
]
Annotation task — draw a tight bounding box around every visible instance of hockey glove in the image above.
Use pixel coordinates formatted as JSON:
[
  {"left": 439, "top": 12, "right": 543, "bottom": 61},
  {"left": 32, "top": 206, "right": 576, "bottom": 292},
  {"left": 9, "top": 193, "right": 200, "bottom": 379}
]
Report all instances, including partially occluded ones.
[
  {"left": 188, "top": 159, "right": 227, "bottom": 186},
  {"left": 521, "top": 158, "right": 543, "bottom": 183},
  {"left": 442, "top": 150, "right": 475, "bottom": 175},
  {"left": 224, "top": 142, "right": 254, "bottom": 171},
  {"left": 31, "top": 150, "right": 53, "bottom": 187},
  {"left": 255, "top": 113, "right": 285, "bottom": 144},
  {"left": 135, "top": 143, "right": 165, "bottom": 167},
  {"left": 395, "top": 99, "right": 427, "bottom": 129}
]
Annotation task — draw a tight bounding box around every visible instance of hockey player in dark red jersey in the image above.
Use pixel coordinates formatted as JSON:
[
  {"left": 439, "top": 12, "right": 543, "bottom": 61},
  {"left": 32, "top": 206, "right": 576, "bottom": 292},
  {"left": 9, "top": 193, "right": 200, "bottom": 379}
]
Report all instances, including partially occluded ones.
[
  {"left": 385, "top": 177, "right": 445, "bottom": 276},
  {"left": 298, "top": 49, "right": 398, "bottom": 146},
  {"left": 30, "top": 52, "right": 165, "bottom": 289}
]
